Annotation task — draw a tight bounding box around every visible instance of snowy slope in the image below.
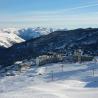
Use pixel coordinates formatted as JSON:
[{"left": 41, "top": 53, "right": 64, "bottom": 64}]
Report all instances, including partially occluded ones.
[
  {"left": 3, "top": 27, "right": 54, "bottom": 40},
  {"left": 0, "top": 62, "right": 98, "bottom": 98},
  {"left": 0, "top": 29, "right": 24, "bottom": 48},
  {"left": 0, "top": 27, "right": 55, "bottom": 47}
]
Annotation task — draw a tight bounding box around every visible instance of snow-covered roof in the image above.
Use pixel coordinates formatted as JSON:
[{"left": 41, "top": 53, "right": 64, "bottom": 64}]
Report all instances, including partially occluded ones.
[{"left": 15, "top": 61, "right": 22, "bottom": 64}]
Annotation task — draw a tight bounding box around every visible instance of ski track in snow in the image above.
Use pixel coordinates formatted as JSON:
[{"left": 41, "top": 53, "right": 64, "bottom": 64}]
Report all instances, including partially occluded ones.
[{"left": 0, "top": 62, "right": 98, "bottom": 98}]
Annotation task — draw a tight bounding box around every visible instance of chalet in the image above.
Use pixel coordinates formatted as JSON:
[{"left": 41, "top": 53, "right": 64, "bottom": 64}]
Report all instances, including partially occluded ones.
[{"left": 14, "top": 60, "right": 33, "bottom": 72}]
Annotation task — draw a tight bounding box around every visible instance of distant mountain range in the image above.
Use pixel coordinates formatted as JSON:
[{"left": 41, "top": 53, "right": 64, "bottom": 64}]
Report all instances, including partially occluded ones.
[
  {"left": 0, "top": 28, "right": 98, "bottom": 68},
  {"left": 0, "top": 27, "right": 56, "bottom": 48}
]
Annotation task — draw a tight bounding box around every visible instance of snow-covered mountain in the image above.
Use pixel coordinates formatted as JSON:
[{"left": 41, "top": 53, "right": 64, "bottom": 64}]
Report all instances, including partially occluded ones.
[
  {"left": 0, "top": 29, "right": 24, "bottom": 48},
  {"left": 0, "top": 27, "right": 55, "bottom": 48},
  {"left": 17, "top": 27, "right": 54, "bottom": 40},
  {"left": 0, "top": 28, "right": 98, "bottom": 67}
]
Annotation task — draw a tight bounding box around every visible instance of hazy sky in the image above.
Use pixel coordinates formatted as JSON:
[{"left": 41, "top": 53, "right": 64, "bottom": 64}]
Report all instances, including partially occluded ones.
[{"left": 0, "top": 0, "right": 98, "bottom": 29}]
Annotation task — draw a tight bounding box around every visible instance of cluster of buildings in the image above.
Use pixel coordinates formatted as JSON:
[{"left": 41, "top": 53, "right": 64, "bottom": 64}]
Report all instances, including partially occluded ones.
[
  {"left": 36, "top": 53, "right": 65, "bottom": 66},
  {"left": 12, "top": 50, "right": 98, "bottom": 73},
  {"left": 12, "top": 53, "right": 64, "bottom": 72}
]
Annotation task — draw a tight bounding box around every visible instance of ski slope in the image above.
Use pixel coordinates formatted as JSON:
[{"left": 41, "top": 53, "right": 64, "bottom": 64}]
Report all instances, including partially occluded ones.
[{"left": 0, "top": 62, "right": 98, "bottom": 98}]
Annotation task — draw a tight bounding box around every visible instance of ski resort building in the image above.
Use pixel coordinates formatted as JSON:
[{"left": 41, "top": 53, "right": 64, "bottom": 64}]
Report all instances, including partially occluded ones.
[{"left": 36, "top": 53, "right": 64, "bottom": 66}]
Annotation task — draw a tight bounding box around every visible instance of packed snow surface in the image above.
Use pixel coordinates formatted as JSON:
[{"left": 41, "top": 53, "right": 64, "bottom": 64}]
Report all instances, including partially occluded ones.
[{"left": 0, "top": 62, "right": 98, "bottom": 98}]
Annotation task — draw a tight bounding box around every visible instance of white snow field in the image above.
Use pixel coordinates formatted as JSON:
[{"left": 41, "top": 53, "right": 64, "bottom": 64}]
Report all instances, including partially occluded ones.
[
  {"left": 0, "top": 62, "right": 98, "bottom": 98},
  {"left": 0, "top": 29, "right": 24, "bottom": 48}
]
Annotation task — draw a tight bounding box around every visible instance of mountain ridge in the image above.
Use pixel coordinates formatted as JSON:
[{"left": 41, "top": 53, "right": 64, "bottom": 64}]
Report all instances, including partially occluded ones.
[
  {"left": 0, "top": 27, "right": 55, "bottom": 48},
  {"left": 0, "top": 28, "right": 98, "bottom": 67}
]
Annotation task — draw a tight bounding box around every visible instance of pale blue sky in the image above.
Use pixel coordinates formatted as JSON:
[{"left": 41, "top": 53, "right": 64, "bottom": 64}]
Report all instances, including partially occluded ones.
[{"left": 0, "top": 0, "right": 98, "bottom": 29}]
